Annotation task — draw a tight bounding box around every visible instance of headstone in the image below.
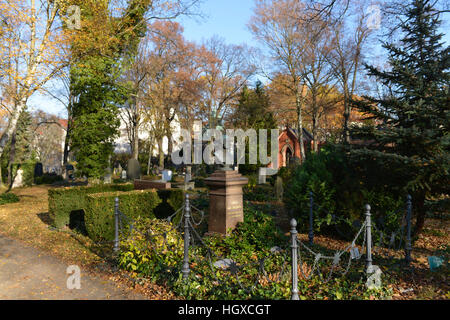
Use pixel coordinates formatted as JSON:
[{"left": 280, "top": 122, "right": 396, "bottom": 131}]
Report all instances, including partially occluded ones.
[
  {"left": 121, "top": 170, "right": 127, "bottom": 180},
  {"left": 275, "top": 176, "right": 284, "bottom": 201},
  {"left": 162, "top": 170, "right": 173, "bottom": 182},
  {"left": 114, "top": 163, "right": 123, "bottom": 176},
  {"left": 127, "top": 158, "right": 141, "bottom": 180},
  {"left": 34, "top": 163, "right": 43, "bottom": 177},
  {"left": 185, "top": 166, "right": 192, "bottom": 183},
  {"left": 12, "top": 169, "right": 24, "bottom": 189},
  {"left": 258, "top": 167, "right": 267, "bottom": 184},
  {"left": 270, "top": 246, "right": 282, "bottom": 253},
  {"left": 205, "top": 169, "right": 248, "bottom": 235},
  {"left": 104, "top": 168, "right": 112, "bottom": 184},
  {"left": 65, "top": 164, "right": 74, "bottom": 180},
  {"left": 213, "top": 259, "right": 235, "bottom": 270}
]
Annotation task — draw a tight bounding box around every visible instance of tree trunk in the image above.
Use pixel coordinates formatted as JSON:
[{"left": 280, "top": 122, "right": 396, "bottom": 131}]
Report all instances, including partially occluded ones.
[
  {"left": 295, "top": 90, "right": 306, "bottom": 162},
  {"left": 63, "top": 117, "right": 71, "bottom": 165},
  {"left": 312, "top": 92, "right": 318, "bottom": 153},
  {"left": 312, "top": 116, "right": 318, "bottom": 153},
  {"left": 147, "top": 137, "right": 154, "bottom": 175},
  {"left": 158, "top": 138, "right": 164, "bottom": 169},
  {"left": 167, "top": 129, "right": 173, "bottom": 165},
  {"left": 0, "top": 100, "right": 26, "bottom": 161},
  {"left": 413, "top": 192, "right": 426, "bottom": 237},
  {"left": 131, "top": 110, "right": 139, "bottom": 160},
  {"left": 7, "top": 131, "right": 17, "bottom": 190},
  {"left": 343, "top": 90, "right": 351, "bottom": 144}
]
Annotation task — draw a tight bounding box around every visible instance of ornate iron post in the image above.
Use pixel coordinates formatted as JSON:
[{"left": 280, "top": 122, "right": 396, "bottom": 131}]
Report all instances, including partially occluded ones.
[
  {"left": 309, "top": 191, "right": 314, "bottom": 245},
  {"left": 290, "top": 219, "right": 299, "bottom": 300},
  {"left": 365, "top": 204, "right": 373, "bottom": 269},
  {"left": 405, "top": 195, "right": 412, "bottom": 266},
  {"left": 114, "top": 197, "right": 119, "bottom": 253},
  {"left": 182, "top": 194, "right": 191, "bottom": 280}
]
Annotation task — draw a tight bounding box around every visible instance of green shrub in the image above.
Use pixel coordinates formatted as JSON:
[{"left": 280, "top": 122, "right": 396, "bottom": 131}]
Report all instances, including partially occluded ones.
[
  {"left": 243, "top": 184, "right": 276, "bottom": 202},
  {"left": 284, "top": 145, "right": 405, "bottom": 239},
  {"left": 85, "top": 189, "right": 162, "bottom": 242},
  {"left": 35, "top": 173, "right": 63, "bottom": 185},
  {"left": 48, "top": 183, "right": 134, "bottom": 228},
  {"left": 194, "top": 177, "right": 206, "bottom": 188},
  {"left": 0, "top": 193, "right": 20, "bottom": 205},
  {"left": 118, "top": 217, "right": 184, "bottom": 278},
  {"left": 117, "top": 204, "right": 392, "bottom": 300}
]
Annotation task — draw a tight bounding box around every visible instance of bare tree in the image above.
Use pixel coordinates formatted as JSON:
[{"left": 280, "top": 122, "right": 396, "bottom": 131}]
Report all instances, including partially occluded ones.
[
  {"left": 249, "top": 0, "right": 311, "bottom": 160},
  {"left": 199, "top": 36, "right": 257, "bottom": 127},
  {"left": 0, "top": 0, "right": 70, "bottom": 185},
  {"left": 327, "top": 0, "right": 373, "bottom": 143}
]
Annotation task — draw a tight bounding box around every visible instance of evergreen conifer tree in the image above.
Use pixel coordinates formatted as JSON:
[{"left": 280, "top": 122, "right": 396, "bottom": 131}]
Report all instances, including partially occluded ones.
[{"left": 350, "top": 0, "right": 449, "bottom": 234}]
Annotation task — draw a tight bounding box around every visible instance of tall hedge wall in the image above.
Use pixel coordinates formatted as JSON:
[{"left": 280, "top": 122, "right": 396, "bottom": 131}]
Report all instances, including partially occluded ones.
[
  {"left": 48, "top": 184, "right": 134, "bottom": 228},
  {"left": 85, "top": 189, "right": 162, "bottom": 242}
]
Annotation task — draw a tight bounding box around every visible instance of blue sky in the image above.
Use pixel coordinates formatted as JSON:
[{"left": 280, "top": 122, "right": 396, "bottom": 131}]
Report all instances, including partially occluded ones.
[
  {"left": 31, "top": 0, "right": 449, "bottom": 117},
  {"left": 177, "top": 0, "right": 255, "bottom": 45}
]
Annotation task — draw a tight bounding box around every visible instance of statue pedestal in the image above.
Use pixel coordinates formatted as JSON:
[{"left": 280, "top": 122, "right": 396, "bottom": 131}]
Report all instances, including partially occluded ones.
[{"left": 205, "top": 169, "right": 248, "bottom": 235}]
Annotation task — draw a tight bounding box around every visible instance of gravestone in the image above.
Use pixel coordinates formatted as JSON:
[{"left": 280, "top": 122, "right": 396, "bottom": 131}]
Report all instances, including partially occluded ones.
[
  {"left": 162, "top": 170, "right": 173, "bottom": 182},
  {"left": 104, "top": 168, "right": 112, "bottom": 184},
  {"left": 258, "top": 167, "right": 267, "bottom": 184},
  {"left": 205, "top": 168, "right": 248, "bottom": 235},
  {"left": 34, "top": 163, "right": 43, "bottom": 178},
  {"left": 127, "top": 158, "right": 141, "bottom": 180},
  {"left": 121, "top": 170, "right": 127, "bottom": 180},
  {"left": 275, "top": 176, "right": 284, "bottom": 201},
  {"left": 185, "top": 166, "right": 192, "bottom": 183},
  {"left": 114, "top": 163, "right": 123, "bottom": 176},
  {"left": 12, "top": 169, "right": 24, "bottom": 189}
]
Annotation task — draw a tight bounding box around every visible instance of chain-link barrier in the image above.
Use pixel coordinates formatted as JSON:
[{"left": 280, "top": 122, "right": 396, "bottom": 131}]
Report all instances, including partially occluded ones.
[
  {"left": 309, "top": 192, "right": 413, "bottom": 266},
  {"left": 107, "top": 193, "right": 413, "bottom": 299}
]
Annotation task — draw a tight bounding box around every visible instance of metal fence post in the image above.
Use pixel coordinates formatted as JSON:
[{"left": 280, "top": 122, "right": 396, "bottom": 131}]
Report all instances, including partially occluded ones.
[
  {"left": 309, "top": 191, "right": 314, "bottom": 245},
  {"left": 365, "top": 204, "right": 373, "bottom": 269},
  {"left": 405, "top": 195, "right": 412, "bottom": 266},
  {"left": 290, "top": 219, "right": 299, "bottom": 300},
  {"left": 114, "top": 197, "right": 119, "bottom": 253},
  {"left": 182, "top": 193, "right": 191, "bottom": 280}
]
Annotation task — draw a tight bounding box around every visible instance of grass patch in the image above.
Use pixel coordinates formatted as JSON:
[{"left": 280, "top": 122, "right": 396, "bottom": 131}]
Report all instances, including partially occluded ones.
[{"left": 0, "top": 193, "right": 20, "bottom": 205}]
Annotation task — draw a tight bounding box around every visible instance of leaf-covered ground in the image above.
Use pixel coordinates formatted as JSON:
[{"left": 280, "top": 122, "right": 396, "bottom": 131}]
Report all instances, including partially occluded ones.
[{"left": 0, "top": 185, "right": 175, "bottom": 300}]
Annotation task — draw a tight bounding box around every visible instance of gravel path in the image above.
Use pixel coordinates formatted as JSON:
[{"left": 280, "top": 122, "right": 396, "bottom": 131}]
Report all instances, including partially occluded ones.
[{"left": 0, "top": 234, "right": 146, "bottom": 300}]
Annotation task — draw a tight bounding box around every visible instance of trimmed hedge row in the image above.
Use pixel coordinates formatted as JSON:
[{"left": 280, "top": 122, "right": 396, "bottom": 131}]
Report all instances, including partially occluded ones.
[
  {"left": 85, "top": 188, "right": 185, "bottom": 241},
  {"left": 48, "top": 184, "right": 134, "bottom": 228},
  {"left": 85, "top": 190, "right": 161, "bottom": 242}
]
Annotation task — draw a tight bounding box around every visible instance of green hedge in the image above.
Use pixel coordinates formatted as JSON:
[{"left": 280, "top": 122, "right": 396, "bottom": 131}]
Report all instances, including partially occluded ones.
[
  {"left": 48, "top": 184, "right": 134, "bottom": 228},
  {"left": 35, "top": 173, "right": 63, "bottom": 185},
  {"left": 84, "top": 188, "right": 185, "bottom": 242},
  {"left": 85, "top": 190, "right": 162, "bottom": 242}
]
